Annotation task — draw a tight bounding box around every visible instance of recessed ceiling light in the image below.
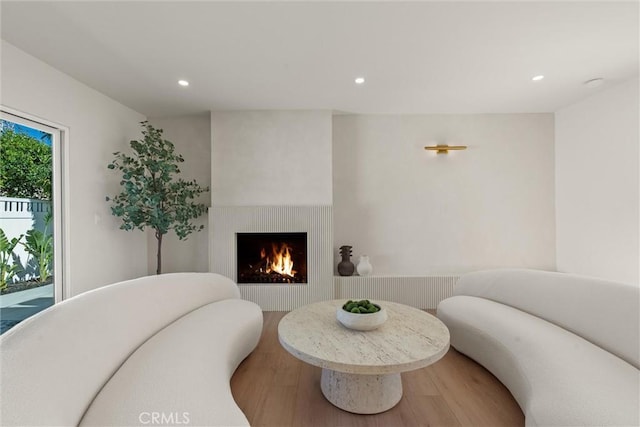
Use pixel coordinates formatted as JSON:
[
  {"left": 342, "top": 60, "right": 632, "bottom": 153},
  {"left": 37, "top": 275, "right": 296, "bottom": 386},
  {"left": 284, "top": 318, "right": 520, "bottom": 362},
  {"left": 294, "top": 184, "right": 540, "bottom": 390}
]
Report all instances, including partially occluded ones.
[
  {"left": 178, "top": 80, "right": 189, "bottom": 87},
  {"left": 355, "top": 77, "right": 365, "bottom": 85},
  {"left": 532, "top": 75, "right": 545, "bottom": 81},
  {"left": 584, "top": 78, "right": 604, "bottom": 88}
]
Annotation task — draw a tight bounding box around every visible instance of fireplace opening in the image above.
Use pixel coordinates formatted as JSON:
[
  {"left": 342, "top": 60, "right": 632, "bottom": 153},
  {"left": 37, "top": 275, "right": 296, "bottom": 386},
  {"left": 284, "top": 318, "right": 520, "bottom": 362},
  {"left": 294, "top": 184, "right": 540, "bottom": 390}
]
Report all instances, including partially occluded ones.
[{"left": 237, "top": 232, "right": 307, "bottom": 284}]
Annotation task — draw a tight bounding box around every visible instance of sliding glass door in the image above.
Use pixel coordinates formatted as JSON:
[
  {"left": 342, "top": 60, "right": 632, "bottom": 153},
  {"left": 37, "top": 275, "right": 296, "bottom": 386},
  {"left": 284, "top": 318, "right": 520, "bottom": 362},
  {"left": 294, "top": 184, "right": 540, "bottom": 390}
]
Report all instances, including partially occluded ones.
[{"left": 0, "top": 111, "right": 64, "bottom": 333}]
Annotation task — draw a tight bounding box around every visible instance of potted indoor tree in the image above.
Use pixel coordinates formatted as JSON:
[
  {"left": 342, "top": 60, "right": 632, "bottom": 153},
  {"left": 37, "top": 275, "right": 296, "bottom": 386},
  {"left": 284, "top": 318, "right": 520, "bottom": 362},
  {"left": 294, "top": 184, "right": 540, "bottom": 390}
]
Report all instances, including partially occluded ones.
[{"left": 107, "top": 121, "right": 209, "bottom": 274}]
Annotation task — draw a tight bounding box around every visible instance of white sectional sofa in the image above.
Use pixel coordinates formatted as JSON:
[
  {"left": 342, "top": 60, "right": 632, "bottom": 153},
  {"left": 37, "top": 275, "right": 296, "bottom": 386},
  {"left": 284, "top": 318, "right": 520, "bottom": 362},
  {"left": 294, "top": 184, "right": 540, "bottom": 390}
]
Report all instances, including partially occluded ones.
[
  {"left": 437, "top": 269, "right": 640, "bottom": 427},
  {"left": 0, "top": 272, "right": 263, "bottom": 427}
]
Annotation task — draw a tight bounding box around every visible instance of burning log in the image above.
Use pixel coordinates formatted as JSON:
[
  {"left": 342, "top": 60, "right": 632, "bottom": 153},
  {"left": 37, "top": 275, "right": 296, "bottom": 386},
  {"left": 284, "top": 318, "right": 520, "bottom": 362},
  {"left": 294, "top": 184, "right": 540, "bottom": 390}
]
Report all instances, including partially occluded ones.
[{"left": 237, "top": 235, "right": 307, "bottom": 284}]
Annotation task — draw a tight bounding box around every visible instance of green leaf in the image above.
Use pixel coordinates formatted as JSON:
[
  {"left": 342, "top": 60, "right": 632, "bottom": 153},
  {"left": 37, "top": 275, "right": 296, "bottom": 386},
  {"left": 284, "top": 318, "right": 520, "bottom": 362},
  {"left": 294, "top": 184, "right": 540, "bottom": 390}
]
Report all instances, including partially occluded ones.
[
  {"left": 0, "top": 129, "right": 52, "bottom": 199},
  {"left": 106, "top": 122, "right": 209, "bottom": 274}
]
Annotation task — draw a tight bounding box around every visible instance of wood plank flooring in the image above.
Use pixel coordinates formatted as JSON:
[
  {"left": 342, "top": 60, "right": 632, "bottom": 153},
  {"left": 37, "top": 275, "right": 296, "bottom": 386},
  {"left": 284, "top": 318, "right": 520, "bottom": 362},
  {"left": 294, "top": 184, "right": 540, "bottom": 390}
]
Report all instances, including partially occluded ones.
[{"left": 230, "top": 311, "right": 524, "bottom": 427}]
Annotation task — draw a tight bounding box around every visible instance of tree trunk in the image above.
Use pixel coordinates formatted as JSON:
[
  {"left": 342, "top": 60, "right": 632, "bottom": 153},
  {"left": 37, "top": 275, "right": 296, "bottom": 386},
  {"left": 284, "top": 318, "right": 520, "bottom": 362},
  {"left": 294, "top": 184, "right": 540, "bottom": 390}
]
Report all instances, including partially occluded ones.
[{"left": 156, "top": 231, "right": 163, "bottom": 275}]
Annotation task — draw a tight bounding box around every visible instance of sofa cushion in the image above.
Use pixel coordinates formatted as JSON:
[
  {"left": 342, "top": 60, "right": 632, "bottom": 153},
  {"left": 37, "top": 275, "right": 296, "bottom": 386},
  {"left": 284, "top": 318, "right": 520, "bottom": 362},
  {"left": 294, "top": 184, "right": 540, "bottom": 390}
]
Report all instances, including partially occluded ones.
[
  {"left": 455, "top": 269, "right": 640, "bottom": 368},
  {"left": 0, "top": 273, "right": 241, "bottom": 427},
  {"left": 438, "top": 295, "right": 640, "bottom": 427},
  {"left": 79, "top": 298, "right": 263, "bottom": 427}
]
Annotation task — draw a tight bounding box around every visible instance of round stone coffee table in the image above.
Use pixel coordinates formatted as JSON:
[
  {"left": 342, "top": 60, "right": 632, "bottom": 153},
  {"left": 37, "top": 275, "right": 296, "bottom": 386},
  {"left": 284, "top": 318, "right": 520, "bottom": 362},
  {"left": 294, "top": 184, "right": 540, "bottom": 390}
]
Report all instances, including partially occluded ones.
[{"left": 278, "top": 300, "right": 450, "bottom": 414}]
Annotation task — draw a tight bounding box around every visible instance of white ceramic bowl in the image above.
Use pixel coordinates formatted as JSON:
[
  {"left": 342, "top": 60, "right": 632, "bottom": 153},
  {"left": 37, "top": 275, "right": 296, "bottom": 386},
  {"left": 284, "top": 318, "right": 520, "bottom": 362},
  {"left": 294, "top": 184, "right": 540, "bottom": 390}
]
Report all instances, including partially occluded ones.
[{"left": 336, "top": 304, "right": 388, "bottom": 331}]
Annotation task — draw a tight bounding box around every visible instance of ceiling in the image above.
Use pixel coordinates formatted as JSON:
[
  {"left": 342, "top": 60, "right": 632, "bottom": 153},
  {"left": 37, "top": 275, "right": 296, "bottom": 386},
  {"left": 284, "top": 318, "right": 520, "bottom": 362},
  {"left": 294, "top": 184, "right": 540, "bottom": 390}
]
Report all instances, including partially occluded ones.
[{"left": 1, "top": 1, "right": 638, "bottom": 117}]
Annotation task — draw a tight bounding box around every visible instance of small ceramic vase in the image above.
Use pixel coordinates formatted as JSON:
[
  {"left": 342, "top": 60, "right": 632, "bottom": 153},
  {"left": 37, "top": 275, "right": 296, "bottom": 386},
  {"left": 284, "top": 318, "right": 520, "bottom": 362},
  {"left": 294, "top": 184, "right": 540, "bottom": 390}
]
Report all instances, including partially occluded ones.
[
  {"left": 337, "top": 245, "right": 355, "bottom": 276},
  {"left": 357, "top": 255, "right": 373, "bottom": 276}
]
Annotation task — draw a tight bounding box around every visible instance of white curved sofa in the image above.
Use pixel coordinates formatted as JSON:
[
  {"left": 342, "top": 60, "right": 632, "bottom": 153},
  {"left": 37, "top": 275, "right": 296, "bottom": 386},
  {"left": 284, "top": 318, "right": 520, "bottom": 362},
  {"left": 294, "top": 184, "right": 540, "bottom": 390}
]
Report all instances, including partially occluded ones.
[
  {"left": 437, "top": 269, "right": 640, "bottom": 427},
  {"left": 0, "top": 272, "right": 263, "bottom": 427}
]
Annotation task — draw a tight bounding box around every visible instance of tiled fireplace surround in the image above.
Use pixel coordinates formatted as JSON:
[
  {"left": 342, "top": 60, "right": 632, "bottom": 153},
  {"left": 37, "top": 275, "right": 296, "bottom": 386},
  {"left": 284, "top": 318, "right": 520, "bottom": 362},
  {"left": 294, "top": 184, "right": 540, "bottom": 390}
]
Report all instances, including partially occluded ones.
[{"left": 209, "top": 205, "right": 457, "bottom": 311}]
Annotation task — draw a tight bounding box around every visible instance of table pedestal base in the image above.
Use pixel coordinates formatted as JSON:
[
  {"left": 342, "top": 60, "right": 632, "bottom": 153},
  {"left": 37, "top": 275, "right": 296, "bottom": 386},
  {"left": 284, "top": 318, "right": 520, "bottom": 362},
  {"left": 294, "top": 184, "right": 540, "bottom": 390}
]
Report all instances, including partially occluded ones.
[{"left": 320, "top": 369, "right": 403, "bottom": 414}]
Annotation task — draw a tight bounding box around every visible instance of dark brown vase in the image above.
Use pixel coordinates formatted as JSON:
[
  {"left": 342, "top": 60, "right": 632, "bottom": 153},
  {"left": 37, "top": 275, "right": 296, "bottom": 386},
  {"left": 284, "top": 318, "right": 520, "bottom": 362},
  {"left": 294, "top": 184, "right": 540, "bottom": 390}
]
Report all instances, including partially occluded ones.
[{"left": 337, "top": 245, "right": 355, "bottom": 276}]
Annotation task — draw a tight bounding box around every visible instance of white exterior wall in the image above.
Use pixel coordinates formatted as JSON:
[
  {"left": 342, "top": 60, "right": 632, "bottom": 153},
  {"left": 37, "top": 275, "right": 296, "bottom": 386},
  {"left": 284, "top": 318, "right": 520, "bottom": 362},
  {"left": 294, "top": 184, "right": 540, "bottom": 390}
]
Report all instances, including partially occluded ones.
[{"left": 0, "top": 197, "right": 51, "bottom": 282}]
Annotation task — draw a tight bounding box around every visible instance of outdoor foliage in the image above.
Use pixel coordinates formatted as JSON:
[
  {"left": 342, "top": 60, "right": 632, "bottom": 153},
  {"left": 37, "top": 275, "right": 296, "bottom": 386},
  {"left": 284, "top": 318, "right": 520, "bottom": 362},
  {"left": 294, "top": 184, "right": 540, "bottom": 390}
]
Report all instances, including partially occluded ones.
[
  {"left": 0, "top": 229, "right": 22, "bottom": 290},
  {"left": 107, "top": 121, "right": 209, "bottom": 274},
  {"left": 21, "top": 213, "right": 53, "bottom": 283},
  {"left": 0, "top": 129, "right": 52, "bottom": 199}
]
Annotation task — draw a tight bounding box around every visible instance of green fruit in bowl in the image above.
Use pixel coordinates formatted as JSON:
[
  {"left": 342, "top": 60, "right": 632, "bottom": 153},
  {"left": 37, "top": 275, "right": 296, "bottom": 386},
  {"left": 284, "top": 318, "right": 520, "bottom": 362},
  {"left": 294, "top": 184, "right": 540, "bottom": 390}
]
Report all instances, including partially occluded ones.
[
  {"left": 337, "top": 299, "right": 387, "bottom": 331},
  {"left": 342, "top": 299, "right": 380, "bottom": 314}
]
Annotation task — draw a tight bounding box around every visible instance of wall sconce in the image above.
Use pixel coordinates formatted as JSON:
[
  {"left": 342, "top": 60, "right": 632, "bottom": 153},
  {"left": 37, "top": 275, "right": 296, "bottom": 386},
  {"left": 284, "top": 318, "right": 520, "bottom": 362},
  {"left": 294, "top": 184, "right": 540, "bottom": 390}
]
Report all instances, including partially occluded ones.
[{"left": 424, "top": 144, "right": 467, "bottom": 154}]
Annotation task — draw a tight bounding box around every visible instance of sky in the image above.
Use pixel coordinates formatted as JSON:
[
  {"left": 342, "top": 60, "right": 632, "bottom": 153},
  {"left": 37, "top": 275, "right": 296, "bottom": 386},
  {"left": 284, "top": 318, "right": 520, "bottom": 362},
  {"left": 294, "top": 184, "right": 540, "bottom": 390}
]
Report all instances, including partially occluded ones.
[{"left": 0, "top": 120, "right": 52, "bottom": 146}]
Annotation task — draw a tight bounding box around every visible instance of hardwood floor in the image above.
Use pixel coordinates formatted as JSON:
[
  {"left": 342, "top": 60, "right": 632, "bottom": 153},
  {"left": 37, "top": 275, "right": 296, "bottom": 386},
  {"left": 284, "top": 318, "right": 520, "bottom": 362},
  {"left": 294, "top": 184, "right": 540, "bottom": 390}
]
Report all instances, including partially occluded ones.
[{"left": 230, "top": 311, "right": 524, "bottom": 427}]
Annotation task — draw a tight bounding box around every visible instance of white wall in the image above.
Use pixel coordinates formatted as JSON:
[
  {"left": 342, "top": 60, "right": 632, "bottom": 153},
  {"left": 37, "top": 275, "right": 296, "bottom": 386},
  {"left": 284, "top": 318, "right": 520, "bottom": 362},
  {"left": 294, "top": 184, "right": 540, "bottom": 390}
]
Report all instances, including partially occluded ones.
[
  {"left": 555, "top": 79, "right": 639, "bottom": 285},
  {"left": 211, "top": 111, "right": 332, "bottom": 205},
  {"left": 333, "top": 114, "right": 556, "bottom": 275},
  {"left": 1, "top": 40, "right": 148, "bottom": 296},
  {"left": 147, "top": 114, "right": 211, "bottom": 274}
]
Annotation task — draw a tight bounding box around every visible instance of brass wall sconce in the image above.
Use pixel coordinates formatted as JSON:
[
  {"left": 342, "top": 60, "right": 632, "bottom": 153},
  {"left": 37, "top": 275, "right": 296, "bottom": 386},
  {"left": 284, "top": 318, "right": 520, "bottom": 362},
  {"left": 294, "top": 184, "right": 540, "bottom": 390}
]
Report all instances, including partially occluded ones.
[{"left": 424, "top": 144, "right": 467, "bottom": 154}]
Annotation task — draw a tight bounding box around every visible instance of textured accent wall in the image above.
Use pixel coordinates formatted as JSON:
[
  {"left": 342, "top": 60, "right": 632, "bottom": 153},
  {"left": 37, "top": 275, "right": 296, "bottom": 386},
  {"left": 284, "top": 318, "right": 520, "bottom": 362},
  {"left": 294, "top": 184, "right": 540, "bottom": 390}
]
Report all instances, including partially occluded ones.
[
  {"left": 211, "top": 111, "right": 332, "bottom": 206},
  {"left": 335, "top": 276, "right": 458, "bottom": 309},
  {"left": 210, "top": 205, "right": 333, "bottom": 310}
]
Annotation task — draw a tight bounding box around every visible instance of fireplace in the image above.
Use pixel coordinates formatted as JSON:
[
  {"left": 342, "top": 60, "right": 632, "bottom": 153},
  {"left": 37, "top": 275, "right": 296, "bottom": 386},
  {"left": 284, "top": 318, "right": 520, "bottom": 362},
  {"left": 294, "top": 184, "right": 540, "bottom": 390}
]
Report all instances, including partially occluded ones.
[{"left": 237, "top": 232, "right": 308, "bottom": 284}]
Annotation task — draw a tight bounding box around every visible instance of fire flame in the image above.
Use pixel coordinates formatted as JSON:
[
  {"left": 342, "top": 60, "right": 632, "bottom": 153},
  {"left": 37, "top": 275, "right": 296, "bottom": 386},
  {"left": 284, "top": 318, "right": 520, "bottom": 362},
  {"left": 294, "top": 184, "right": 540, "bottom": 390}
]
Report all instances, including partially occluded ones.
[{"left": 262, "top": 243, "right": 296, "bottom": 278}]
